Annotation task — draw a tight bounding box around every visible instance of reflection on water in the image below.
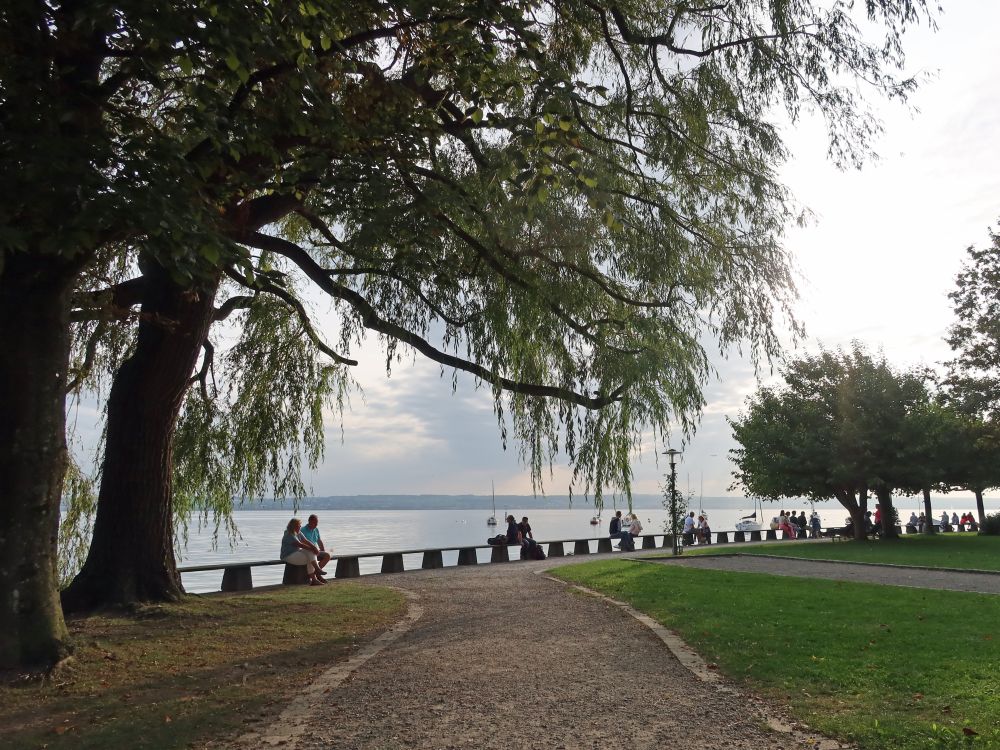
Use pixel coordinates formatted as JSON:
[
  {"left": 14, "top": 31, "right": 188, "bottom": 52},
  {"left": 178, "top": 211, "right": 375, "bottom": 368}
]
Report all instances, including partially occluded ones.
[{"left": 178, "top": 500, "right": 1000, "bottom": 593}]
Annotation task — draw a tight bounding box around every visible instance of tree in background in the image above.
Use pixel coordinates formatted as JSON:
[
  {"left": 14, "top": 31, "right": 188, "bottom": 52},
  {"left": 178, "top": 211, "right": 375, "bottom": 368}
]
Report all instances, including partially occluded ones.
[
  {"left": 730, "top": 346, "right": 931, "bottom": 539},
  {"left": 2, "top": 0, "right": 938, "bottom": 667},
  {"left": 943, "top": 222, "right": 1000, "bottom": 523}
]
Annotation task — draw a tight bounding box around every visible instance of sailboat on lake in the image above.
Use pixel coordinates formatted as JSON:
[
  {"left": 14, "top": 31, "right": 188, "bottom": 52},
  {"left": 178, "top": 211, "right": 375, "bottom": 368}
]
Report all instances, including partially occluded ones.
[
  {"left": 736, "top": 496, "right": 763, "bottom": 532},
  {"left": 487, "top": 481, "right": 498, "bottom": 526}
]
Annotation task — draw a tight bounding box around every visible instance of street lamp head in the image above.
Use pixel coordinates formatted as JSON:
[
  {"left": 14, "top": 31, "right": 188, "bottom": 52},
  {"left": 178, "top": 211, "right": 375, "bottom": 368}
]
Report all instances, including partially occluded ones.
[{"left": 662, "top": 448, "right": 682, "bottom": 463}]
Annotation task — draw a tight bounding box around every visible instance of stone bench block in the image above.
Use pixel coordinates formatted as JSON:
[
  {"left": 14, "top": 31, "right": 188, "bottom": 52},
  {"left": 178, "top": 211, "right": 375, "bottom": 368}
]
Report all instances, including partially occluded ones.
[
  {"left": 491, "top": 545, "right": 510, "bottom": 563},
  {"left": 381, "top": 553, "right": 405, "bottom": 574},
  {"left": 797, "top": 528, "right": 807, "bottom": 539},
  {"left": 573, "top": 540, "right": 591, "bottom": 555},
  {"left": 765, "top": 529, "right": 777, "bottom": 540},
  {"left": 421, "top": 550, "right": 444, "bottom": 569},
  {"left": 283, "top": 563, "right": 310, "bottom": 585},
  {"left": 597, "top": 538, "right": 613, "bottom": 553},
  {"left": 716, "top": 532, "right": 729, "bottom": 544},
  {"left": 547, "top": 541, "right": 565, "bottom": 557},
  {"left": 221, "top": 565, "right": 253, "bottom": 592},
  {"left": 457, "top": 547, "right": 478, "bottom": 566},
  {"left": 335, "top": 556, "right": 360, "bottom": 578},
  {"left": 734, "top": 531, "right": 746, "bottom": 543},
  {"left": 642, "top": 535, "right": 657, "bottom": 549}
]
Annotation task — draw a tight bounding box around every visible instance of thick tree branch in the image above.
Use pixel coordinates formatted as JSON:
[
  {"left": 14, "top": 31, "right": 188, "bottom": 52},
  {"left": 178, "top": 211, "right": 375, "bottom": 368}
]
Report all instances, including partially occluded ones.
[{"left": 239, "top": 231, "right": 627, "bottom": 409}]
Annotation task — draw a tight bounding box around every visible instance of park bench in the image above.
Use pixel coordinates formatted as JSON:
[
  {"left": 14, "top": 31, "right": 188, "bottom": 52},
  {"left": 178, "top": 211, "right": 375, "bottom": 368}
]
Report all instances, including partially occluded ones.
[{"left": 177, "top": 526, "right": 819, "bottom": 593}]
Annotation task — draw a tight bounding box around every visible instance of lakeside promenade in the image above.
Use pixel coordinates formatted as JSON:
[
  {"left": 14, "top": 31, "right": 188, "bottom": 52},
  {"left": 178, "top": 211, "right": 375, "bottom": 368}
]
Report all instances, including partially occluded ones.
[{"left": 227, "top": 549, "right": 849, "bottom": 750}]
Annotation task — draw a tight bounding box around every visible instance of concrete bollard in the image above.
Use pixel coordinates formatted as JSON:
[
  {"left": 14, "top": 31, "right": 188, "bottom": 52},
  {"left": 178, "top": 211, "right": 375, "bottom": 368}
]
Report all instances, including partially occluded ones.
[
  {"left": 457, "top": 547, "right": 478, "bottom": 566},
  {"left": 766, "top": 529, "right": 777, "bottom": 540},
  {"left": 716, "top": 532, "right": 729, "bottom": 544},
  {"left": 381, "top": 553, "right": 405, "bottom": 574},
  {"left": 335, "top": 556, "right": 361, "bottom": 578},
  {"left": 491, "top": 545, "right": 510, "bottom": 563},
  {"left": 642, "top": 535, "right": 657, "bottom": 549},
  {"left": 283, "top": 563, "right": 310, "bottom": 585},
  {"left": 573, "top": 540, "right": 591, "bottom": 555},
  {"left": 548, "top": 541, "right": 565, "bottom": 557},
  {"left": 222, "top": 565, "right": 253, "bottom": 592},
  {"left": 597, "top": 538, "right": 613, "bottom": 553},
  {"left": 734, "top": 531, "right": 746, "bottom": 543},
  {"left": 421, "top": 550, "right": 444, "bottom": 569}
]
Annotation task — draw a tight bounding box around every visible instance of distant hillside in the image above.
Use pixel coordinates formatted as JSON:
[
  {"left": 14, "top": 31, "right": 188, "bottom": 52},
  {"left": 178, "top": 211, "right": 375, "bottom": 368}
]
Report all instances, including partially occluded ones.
[{"left": 239, "top": 494, "right": 757, "bottom": 511}]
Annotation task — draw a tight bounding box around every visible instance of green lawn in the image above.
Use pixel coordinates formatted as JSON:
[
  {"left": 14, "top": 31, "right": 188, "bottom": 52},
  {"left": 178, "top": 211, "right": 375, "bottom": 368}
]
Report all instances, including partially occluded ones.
[
  {"left": 554, "top": 560, "right": 1000, "bottom": 750},
  {"left": 0, "top": 583, "right": 406, "bottom": 750},
  {"left": 690, "top": 534, "right": 1000, "bottom": 571}
]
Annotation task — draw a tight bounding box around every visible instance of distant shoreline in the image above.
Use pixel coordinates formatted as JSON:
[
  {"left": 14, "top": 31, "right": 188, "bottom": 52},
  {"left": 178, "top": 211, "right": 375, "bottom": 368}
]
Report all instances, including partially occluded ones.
[{"left": 221, "top": 494, "right": 998, "bottom": 512}]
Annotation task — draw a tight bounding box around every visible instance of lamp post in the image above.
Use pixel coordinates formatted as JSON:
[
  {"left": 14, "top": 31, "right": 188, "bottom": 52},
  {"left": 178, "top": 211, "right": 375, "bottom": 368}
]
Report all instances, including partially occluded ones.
[{"left": 663, "top": 448, "right": 682, "bottom": 556}]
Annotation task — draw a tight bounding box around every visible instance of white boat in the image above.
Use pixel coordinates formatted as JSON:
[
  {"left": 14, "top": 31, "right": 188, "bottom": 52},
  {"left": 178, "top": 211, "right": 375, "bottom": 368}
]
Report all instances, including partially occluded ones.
[
  {"left": 736, "top": 496, "right": 763, "bottom": 532},
  {"left": 487, "top": 482, "right": 498, "bottom": 525}
]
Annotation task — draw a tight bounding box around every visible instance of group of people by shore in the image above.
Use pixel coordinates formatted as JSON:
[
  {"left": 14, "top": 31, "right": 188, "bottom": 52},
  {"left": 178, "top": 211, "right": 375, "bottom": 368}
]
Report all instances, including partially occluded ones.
[
  {"left": 770, "top": 510, "right": 819, "bottom": 538},
  {"left": 609, "top": 510, "right": 643, "bottom": 550}
]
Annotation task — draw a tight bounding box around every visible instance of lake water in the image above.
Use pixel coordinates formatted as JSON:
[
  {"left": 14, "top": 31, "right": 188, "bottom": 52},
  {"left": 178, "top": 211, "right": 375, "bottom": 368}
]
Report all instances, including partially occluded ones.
[{"left": 177, "top": 498, "right": 1000, "bottom": 593}]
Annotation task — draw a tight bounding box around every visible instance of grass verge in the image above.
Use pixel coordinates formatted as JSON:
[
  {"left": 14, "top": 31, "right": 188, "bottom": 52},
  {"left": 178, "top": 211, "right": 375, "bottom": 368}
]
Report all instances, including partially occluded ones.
[
  {"left": 688, "top": 534, "right": 1000, "bottom": 571},
  {"left": 0, "top": 583, "right": 406, "bottom": 750},
  {"left": 553, "top": 560, "right": 1000, "bottom": 750}
]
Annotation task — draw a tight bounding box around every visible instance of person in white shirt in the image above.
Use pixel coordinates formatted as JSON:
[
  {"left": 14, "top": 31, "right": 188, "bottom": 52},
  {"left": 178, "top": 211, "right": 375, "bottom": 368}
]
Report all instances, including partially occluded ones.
[{"left": 682, "top": 511, "right": 696, "bottom": 545}]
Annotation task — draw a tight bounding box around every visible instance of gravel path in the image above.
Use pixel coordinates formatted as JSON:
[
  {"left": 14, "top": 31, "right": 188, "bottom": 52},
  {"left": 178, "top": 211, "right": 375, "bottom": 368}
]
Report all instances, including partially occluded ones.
[
  {"left": 664, "top": 554, "right": 1000, "bottom": 594},
  {"left": 232, "top": 553, "right": 840, "bottom": 750}
]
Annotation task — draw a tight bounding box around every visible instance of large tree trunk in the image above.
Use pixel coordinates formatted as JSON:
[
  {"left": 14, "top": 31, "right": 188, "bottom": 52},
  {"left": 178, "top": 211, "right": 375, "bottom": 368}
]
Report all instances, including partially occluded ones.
[
  {"left": 875, "top": 487, "right": 899, "bottom": 539},
  {"left": 61, "top": 259, "right": 219, "bottom": 612},
  {"left": 0, "top": 255, "right": 75, "bottom": 668},
  {"left": 974, "top": 489, "right": 986, "bottom": 527},
  {"left": 834, "top": 488, "right": 865, "bottom": 540},
  {"left": 922, "top": 487, "right": 936, "bottom": 534}
]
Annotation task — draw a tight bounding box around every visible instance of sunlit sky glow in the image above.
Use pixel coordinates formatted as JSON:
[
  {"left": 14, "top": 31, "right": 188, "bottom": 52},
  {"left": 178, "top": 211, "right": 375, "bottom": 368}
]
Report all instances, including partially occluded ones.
[{"left": 71, "top": 3, "right": 1000, "bottom": 502}]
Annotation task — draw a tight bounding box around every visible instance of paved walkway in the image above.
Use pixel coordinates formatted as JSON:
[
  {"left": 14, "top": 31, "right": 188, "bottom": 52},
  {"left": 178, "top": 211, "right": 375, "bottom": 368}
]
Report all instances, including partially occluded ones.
[
  {"left": 229, "top": 550, "right": 847, "bottom": 750},
  {"left": 664, "top": 554, "right": 1000, "bottom": 595},
  {"left": 224, "top": 549, "right": 1000, "bottom": 750}
]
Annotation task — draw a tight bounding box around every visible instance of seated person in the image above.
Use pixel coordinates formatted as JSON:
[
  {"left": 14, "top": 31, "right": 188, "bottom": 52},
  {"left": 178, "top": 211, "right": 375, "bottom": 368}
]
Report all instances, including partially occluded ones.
[
  {"left": 518, "top": 516, "right": 534, "bottom": 542},
  {"left": 809, "top": 511, "right": 822, "bottom": 538},
  {"left": 682, "top": 511, "right": 696, "bottom": 545},
  {"left": 697, "top": 515, "right": 712, "bottom": 545},
  {"left": 906, "top": 512, "right": 919, "bottom": 533},
  {"left": 967, "top": 515, "right": 980, "bottom": 532},
  {"left": 505, "top": 515, "right": 522, "bottom": 544},
  {"left": 618, "top": 515, "right": 643, "bottom": 551},
  {"left": 778, "top": 513, "right": 796, "bottom": 539},
  {"left": 280, "top": 518, "right": 324, "bottom": 586},
  {"left": 863, "top": 511, "right": 875, "bottom": 536},
  {"left": 939, "top": 511, "right": 952, "bottom": 532},
  {"left": 609, "top": 511, "right": 623, "bottom": 537}
]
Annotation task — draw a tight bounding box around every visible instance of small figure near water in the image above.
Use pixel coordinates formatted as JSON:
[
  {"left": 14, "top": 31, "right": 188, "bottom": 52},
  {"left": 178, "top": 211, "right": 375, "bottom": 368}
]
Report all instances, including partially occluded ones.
[
  {"left": 609, "top": 510, "right": 623, "bottom": 537},
  {"left": 300, "top": 514, "right": 332, "bottom": 574},
  {"left": 617, "top": 514, "right": 642, "bottom": 551},
  {"left": 906, "top": 512, "right": 919, "bottom": 534},
  {"left": 940, "top": 511, "right": 952, "bottom": 532},
  {"left": 682, "top": 511, "right": 696, "bottom": 546},
  {"left": 809, "top": 510, "right": 821, "bottom": 538},
  {"left": 280, "top": 518, "right": 325, "bottom": 586},
  {"left": 697, "top": 514, "right": 712, "bottom": 545}
]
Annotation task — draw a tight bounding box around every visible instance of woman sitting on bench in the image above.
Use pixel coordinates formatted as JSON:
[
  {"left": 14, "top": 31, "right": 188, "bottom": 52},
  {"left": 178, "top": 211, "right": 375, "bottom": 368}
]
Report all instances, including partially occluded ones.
[{"left": 281, "top": 518, "right": 325, "bottom": 586}]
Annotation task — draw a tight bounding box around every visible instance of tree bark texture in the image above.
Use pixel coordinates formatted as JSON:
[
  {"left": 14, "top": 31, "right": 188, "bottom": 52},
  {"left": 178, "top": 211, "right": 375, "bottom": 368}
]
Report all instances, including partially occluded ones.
[
  {"left": 61, "top": 260, "right": 220, "bottom": 612},
  {"left": 974, "top": 489, "right": 986, "bottom": 526},
  {"left": 875, "top": 487, "right": 899, "bottom": 539},
  {"left": 834, "top": 489, "right": 865, "bottom": 540},
  {"left": 0, "top": 255, "right": 75, "bottom": 668},
  {"left": 922, "top": 488, "right": 936, "bottom": 534}
]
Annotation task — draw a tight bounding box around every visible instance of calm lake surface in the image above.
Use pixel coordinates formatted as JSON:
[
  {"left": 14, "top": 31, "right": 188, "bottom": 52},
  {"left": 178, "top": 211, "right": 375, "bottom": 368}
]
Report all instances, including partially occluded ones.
[{"left": 177, "top": 498, "right": 1000, "bottom": 593}]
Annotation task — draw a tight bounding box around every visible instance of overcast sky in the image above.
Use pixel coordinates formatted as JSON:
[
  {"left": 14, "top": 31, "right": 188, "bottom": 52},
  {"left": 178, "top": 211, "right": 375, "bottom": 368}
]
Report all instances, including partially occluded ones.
[
  {"left": 68, "top": 4, "right": 1000, "bottom": 503},
  {"left": 298, "top": 3, "right": 1000, "bottom": 500}
]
